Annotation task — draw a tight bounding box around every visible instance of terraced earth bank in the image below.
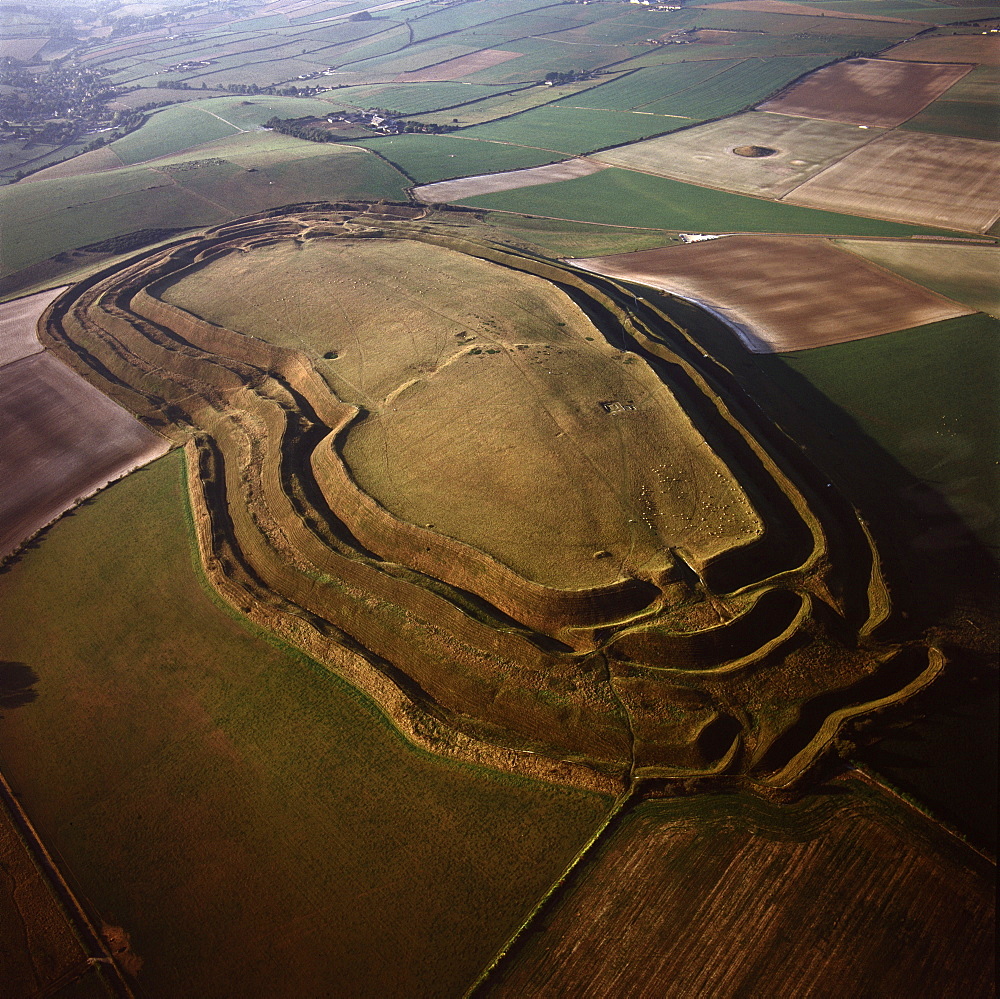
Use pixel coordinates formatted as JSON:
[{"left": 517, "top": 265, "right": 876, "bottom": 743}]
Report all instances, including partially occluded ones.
[{"left": 38, "top": 204, "right": 943, "bottom": 795}]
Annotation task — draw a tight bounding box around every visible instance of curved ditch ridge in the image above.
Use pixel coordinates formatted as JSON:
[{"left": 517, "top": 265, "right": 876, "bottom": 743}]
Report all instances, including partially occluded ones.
[{"left": 38, "top": 202, "right": 942, "bottom": 795}]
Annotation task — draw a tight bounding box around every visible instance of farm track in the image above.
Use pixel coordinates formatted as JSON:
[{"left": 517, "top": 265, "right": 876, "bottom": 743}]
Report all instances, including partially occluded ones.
[{"left": 38, "top": 203, "right": 944, "bottom": 794}]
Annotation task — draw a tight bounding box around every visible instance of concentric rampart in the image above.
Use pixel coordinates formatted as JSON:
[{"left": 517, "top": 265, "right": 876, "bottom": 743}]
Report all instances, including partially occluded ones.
[{"left": 38, "top": 203, "right": 943, "bottom": 795}]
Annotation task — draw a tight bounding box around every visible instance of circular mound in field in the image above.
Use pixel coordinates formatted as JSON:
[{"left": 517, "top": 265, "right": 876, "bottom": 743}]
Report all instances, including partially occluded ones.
[{"left": 732, "top": 145, "right": 778, "bottom": 158}]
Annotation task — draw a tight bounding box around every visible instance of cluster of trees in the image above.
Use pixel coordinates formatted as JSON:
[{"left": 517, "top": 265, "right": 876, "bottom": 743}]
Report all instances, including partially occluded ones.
[
  {"left": 223, "top": 82, "right": 319, "bottom": 97},
  {"left": 543, "top": 70, "right": 590, "bottom": 84}
]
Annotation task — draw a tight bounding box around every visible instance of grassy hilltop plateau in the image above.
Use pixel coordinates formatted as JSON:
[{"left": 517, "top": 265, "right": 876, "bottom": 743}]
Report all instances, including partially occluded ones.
[{"left": 0, "top": 0, "right": 996, "bottom": 995}]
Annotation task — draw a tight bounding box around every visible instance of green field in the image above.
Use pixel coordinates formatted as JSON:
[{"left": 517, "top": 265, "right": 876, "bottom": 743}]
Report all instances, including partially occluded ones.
[
  {"left": 416, "top": 80, "right": 608, "bottom": 127},
  {"left": 552, "top": 61, "right": 743, "bottom": 112},
  {"left": 834, "top": 239, "right": 1000, "bottom": 317},
  {"left": 0, "top": 136, "right": 408, "bottom": 281},
  {"left": 693, "top": 8, "right": 917, "bottom": 36},
  {"left": 456, "top": 167, "right": 957, "bottom": 237},
  {"left": 778, "top": 312, "right": 1000, "bottom": 550},
  {"left": 111, "top": 104, "right": 243, "bottom": 165},
  {"left": 901, "top": 99, "right": 999, "bottom": 141},
  {"left": 638, "top": 55, "right": 834, "bottom": 118},
  {"left": 357, "top": 132, "right": 563, "bottom": 184},
  {"left": 319, "top": 81, "right": 515, "bottom": 114},
  {"left": 458, "top": 106, "right": 686, "bottom": 154},
  {"left": 0, "top": 449, "right": 611, "bottom": 998}
]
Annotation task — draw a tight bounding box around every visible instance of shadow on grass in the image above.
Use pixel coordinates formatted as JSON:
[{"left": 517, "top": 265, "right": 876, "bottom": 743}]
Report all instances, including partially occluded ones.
[
  {"left": 649, "top": 291, "right": 998, "bottom": 850},
  {"left": 0, "top": 661, "right": 39, "bottom": 714}
]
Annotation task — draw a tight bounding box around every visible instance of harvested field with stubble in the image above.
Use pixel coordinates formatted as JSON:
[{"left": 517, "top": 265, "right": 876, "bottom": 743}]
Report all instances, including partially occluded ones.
[
  {"left": 413, "top": 158, "right": 607, "bottom": 204},
  {"left": 757, "top": 57, "right": 973, "bottom": 128},
  {"left": 481, "top": 774, "right": 996, "bottom": 998},
  {"left": 162, "top": 236, "right": 762, "bottom": 589},
  {"left": 0, "top": 353, "right": 169, "bottom": 558},
  {"left": 783, "top": 130, "right": 1000, "bottom": 233},
  {"left": 593, "top": 112, "right": 883, "bottom": 198},
  {"left": 572, "top": 235, "right": 972, "bottom": 352}
]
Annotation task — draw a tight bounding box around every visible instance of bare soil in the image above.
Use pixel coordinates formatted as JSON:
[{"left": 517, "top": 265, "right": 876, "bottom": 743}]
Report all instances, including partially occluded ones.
[
  {"left": 483, "top": 775, "right": 995, "bottom": 998},
  {"left": 395, "top": 48, "right": 523, "bottom": 83},
  {"left": 883, "top": 33, "right": 1000, "bottom": 66},
  {"left": 0, "top": 287, "right": 66, "bottom": 367},
  {"left": 0, "top": 352, "right": 169, "bottom": 558},
  {"left": 413, "top": 157, "right": 607, "bottom": 203},
  {"left": 572, "top": 235, "right": 972, "bottom": 352},
  {"left": 758, "top": 57, "right": 973, "bottom": 128}
]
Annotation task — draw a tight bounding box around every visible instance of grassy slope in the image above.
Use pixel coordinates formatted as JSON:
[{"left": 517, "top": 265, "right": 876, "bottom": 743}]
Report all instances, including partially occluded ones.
[
  {"left": 0, "top": 450, "right": 611, "bottom": 999},
  {"left": 459, "top": 168, "right": 955, "bottom": 237},
  {"left": 0, "top": 136, "right": 408, "bottom": 280},
  {"left": 356, "top": 132, "right": 563, "bottom": 184}
]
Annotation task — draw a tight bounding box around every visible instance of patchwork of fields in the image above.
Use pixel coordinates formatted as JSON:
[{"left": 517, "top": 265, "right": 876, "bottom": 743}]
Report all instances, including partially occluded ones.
[
  {"left": 593, "top": 112, "right": 884, "bottom": 198},
  {"left": 758, "top": 57, "right": 973, "bottom": 127},
  {"left": 1, "top": 0, "right": 997, "bottom": 993}
]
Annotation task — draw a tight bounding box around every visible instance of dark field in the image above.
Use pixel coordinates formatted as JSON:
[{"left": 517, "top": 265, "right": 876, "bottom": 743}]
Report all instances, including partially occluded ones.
[
  {"left": 482, "top": 775, "right": 995, "bottom": 998},
  {"left": 0, "top": 450, "right": 612, "bottom": 998}
]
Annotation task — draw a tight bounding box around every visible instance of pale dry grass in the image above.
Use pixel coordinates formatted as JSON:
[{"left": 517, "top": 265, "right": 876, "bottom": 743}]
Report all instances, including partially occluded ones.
[
  {"left": 413, "top": 158, "right": 606, "bottom": 203},
  {"left": 162, "top": 237, "right": 761, "bottom": 588},
  {"left": 594, "top": 112, "right": 882, "bottom": 198},
  {"left": 394, "top": 48, "right": 522, "bottom": 83}
]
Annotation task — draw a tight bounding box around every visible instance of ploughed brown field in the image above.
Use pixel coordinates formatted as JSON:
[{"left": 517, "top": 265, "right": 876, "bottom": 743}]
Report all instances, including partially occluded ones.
[
  {"left": 757, "top": 58, "right": 973, "bottom": 128},
  {"left": 883, "top": 33, "right": 1000, "bottom": 67},
  {"left": 395, "top": 48, "right": 522, "bottom": 83},
  {"left": 0, "top": 352, "right": 169, "bottom": 558},
  {"left": 783, "top": 130, "right": 1000, "bottom": 233},
  {"left": 0, "top": 287, "right": 66, "bottom": 366},
  {"left": 571, "top": 235, "right": 972, "bottom": 352},
  {"left": 692, "top": 0, "right": 926, "bottom": 23},
  {"left": 0, "top": 786, "right": 117, "bottom": 997},
  {"left": 483, "top": 774, "right": 996, "bottom": 998},
  {"left": 413, "top": 158, "right": 608, "bottom": 204}
]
